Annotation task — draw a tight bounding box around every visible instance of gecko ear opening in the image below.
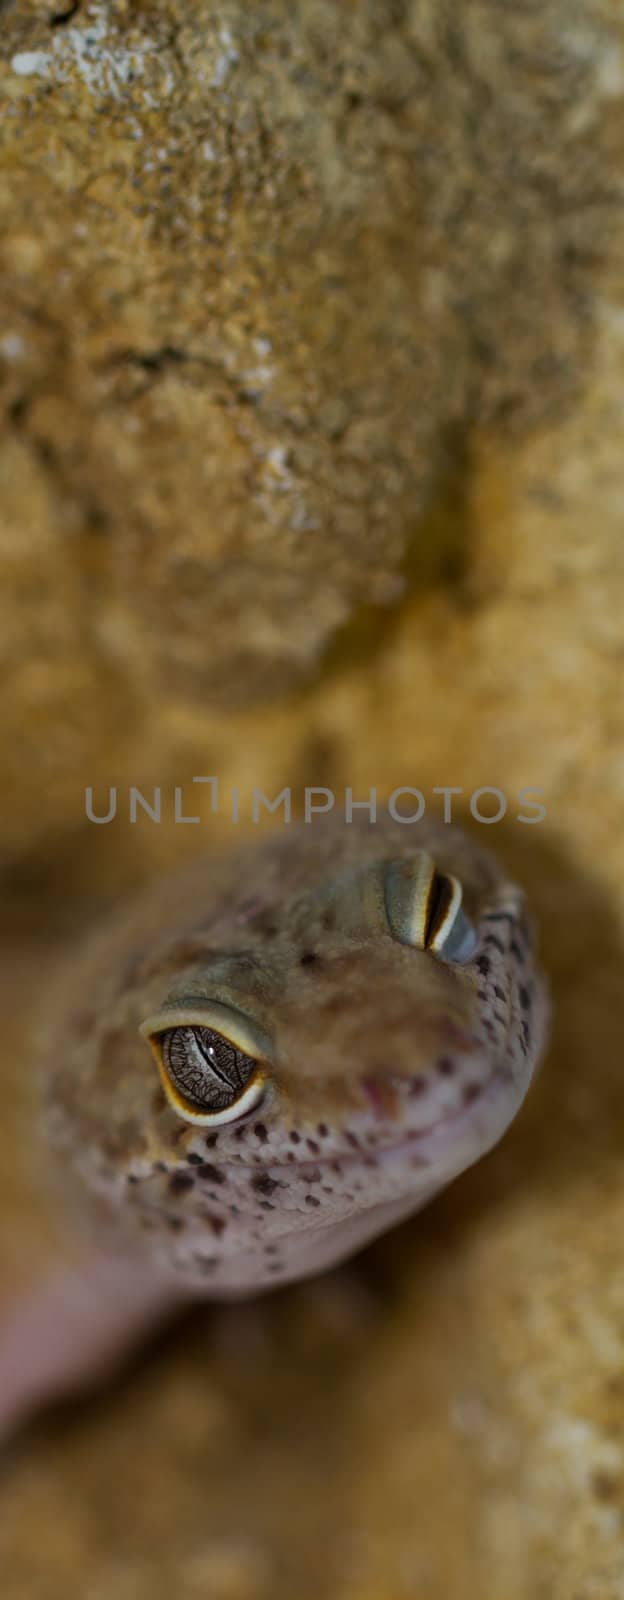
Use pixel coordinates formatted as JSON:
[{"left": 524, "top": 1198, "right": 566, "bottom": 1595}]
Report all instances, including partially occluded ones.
[
  {"left": 139, "top": 1001, "right": 271, "bottom": 1127},
  {"left": 384, "top": 852, "right": 478, "bottom": 964}
]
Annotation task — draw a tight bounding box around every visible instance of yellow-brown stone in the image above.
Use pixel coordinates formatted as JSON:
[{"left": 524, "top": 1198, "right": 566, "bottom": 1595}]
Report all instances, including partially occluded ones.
[
  {"left": 2, "top": 2, "right": 624, "bottom": 1597},
  {"left": 0, "top": 0, "right": 619, "bottom": 865}
]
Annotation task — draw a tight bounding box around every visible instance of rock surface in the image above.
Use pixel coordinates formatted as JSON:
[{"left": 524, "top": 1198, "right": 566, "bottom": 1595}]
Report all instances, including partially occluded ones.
[
  {"left": 3, "top": 326, "right": 624, "bottom": 1595},
  {"left": 2, "top": 2, "right": 624, "bottom": 1598},
  {"left": 0, "top": 0, "right": 619, "bottom": 862}
]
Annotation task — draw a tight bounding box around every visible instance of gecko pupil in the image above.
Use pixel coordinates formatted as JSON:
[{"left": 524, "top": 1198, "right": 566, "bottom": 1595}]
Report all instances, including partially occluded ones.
[
  {"left": 162, "top": 1025, "right": 257, "bottom": 1113},
  {"left": 424, "top": 871, "right": 454, "bottom": 948}
]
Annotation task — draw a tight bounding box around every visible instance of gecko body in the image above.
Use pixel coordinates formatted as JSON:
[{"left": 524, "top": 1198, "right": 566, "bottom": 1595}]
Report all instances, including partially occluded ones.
[{"left": 1, "top": 816, "right": 547, "bottom": 1434}]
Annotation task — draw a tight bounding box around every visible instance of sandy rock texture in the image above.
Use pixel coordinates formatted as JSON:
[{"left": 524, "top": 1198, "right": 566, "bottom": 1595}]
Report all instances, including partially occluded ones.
[
  {"left": 2, "top": 1, "right": 624, "bottom": 1598},
  {"left": 0, "top": 0, "right": 619, "bottom": 863}
]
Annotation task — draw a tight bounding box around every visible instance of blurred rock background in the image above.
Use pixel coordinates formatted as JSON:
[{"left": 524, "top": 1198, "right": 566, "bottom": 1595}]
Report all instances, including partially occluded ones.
[{"left": 1, "top": 1, "right": 624, "bottom": 1596}]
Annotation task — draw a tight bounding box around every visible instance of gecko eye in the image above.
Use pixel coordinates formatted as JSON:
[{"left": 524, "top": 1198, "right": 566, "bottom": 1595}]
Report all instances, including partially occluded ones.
[
  {"left": 140, "top": 1003, "right": 269, "bottom": 1126},
  {"left": 384, "top": 851, "right": 478, "bottom": 964}
]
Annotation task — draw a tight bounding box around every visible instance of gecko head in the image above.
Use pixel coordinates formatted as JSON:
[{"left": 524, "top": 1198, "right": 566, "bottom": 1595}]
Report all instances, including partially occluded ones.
[{"left": 48, "top": 831, "right": 547, "bottom": 1296}]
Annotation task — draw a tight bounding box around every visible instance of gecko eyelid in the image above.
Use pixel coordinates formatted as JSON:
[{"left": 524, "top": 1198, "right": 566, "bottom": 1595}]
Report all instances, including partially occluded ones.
[{"left": 384, "top": 851, "right": 478, "bottom": 964}]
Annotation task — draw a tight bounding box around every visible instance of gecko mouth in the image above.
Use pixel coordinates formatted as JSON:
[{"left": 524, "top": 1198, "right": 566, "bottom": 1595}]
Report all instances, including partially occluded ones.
[
  {"left": 175, "top": 1056, "right": 520, "bottom": 1186},
  {"left": 264, "top": 1000, "right": 530, "bottom": 1182},
  {"left": 370, "top": 1060, "right": 521, "bottom": 1175},
  {"left": 269, "top": 1057, "right": 518, "bottom": 1176}
]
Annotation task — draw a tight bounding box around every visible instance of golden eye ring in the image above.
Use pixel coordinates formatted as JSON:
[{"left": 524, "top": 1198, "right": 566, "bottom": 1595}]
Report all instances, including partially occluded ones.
[{"left": 139, "top": 1001, "right": 271, "bottom": 1127}]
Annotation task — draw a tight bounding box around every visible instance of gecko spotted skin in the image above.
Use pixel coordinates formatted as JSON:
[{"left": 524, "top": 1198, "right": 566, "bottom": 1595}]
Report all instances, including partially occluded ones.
[{"left": 0, "top": 816, "right": 547, "bottom": 1436}]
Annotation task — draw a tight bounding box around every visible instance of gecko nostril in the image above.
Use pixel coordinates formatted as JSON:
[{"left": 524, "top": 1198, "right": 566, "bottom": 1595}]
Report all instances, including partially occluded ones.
[
  {"left": 300, "top": 950, "right": 321, "bottom": 968},
  {"left": 360, "top": 1077, "right": 386, "bottom": 1116}
]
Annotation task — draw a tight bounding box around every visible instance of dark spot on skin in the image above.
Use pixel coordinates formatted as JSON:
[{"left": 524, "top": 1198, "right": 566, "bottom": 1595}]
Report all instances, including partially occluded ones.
[
  {"left": 186, "top": 1152, "right": 204, "bottom": 1165},
  {"left": 205, "top": 1132, "right": 219, "bottom": 1149},
  {"left": 254, "top": 1123, "right": 269, "bottom": 1143},
  {"left": 268, "top": 1262, "right": 283, "bottom": 1273},
  {"left": 234, "top": 1126, "right": 247, "bottom": 1142},
  {"left": 462, "top": 1082, "right": 482, "bottom": 1105},
  {"left": 259, "top": 1200, "right": 276, "bottom": 1210},
  {"left": 286, "top": 1151, "right": 295, "bottom": 1162},
  {"left": 197, "top": 1163, "right": 226, "bottom": 1185},
  {"left": 289, "top": 1131, "right": 301, "bottom": 1144},
  {"left": 204, "top": 1214, "right": 225, "bottom": 1237},
  {"left": 300, "top": 950, "right": 321, "bottom": 967},
  {"left": 519, "top": 985, "right": 531, "bottom": 1010},
  {"left": 306, "top": 1139, "right": 320, "bottom": 1155},
  {"left": 251, "top": 1172, "right": 280, "bottom": 1197},
  {"left": 476, "top": 954, "right": 490, "bottom": 976},
  {"left": 321, "top": 1185, "right": 334, "bottom": 1194},
  {"left": 345, "top": 1132, "right": 360, "bottom": 1149},
  {"left": 592, "top": 1471, "right": 619, "bottom": 1502},
  {"left": 264, "top": 1243, "right": 279, "bottom": 1255},
  {"left": 409, "top": 1077, "right": 426, "bottom": 1096},
  {"left": 317, "top": 1123, "right": 329, "bottom": 1138},
  {"left": 510, "top": 939, "right": 523, "bottom": 962},
  {"left": 196, "top": 1256, "right": 219, "bottom": 1273},
  {"left": 477, "top": 990, "right": 488, "bottom": 1003},
  {"left": 154, "top": 1161, "right": 167, "bottom": 1173},
  {"left": 167, "top": 1216, "right": 184, "bottom": 1231},
  {"left": 322, "top": 907, "right": 336, "bottom": 931},
  {"left": 169, "top": 1172, "right": 195, "bottom": 1195},
  {"left": 305, "top": 1195, "right": 321, "bottom": 1207},
  {"left": 437, "top": 1057, "right": 455, "bottom": 1076},
  {"left": 127, "top": 1174, "right": 139, "bottom": 1184},
  {"left": 483, "top": 1019, "right": 496, "bottom": 1037},
  {"left": 494, "top": 985, "right": 506, "bottom": 1002},
  {"left": 485, "top": 934, "right": 505, "bottom": 955}
]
